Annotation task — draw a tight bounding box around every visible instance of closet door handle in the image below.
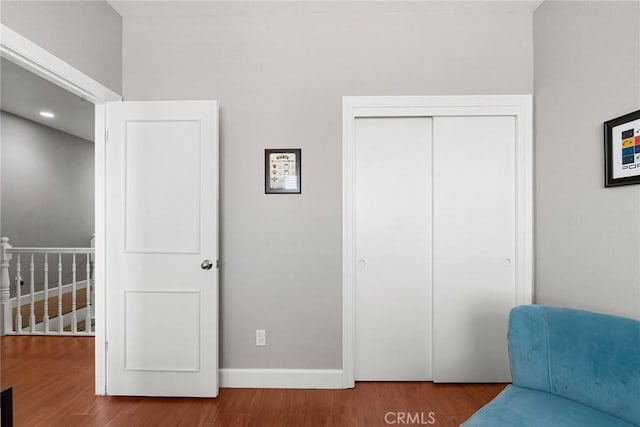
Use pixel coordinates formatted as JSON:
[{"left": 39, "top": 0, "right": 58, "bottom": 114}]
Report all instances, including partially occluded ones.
[
  {"left": 358, "top": 259, "right": 367, "bottom": 267},
  {"left": 504, "top": 258, "right": 512, "bottom": 266}
]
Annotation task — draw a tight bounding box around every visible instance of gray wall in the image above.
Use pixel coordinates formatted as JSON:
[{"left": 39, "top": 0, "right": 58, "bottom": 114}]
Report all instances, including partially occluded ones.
[
  {"left": 534, "top": 1, "right": 640, "bottom": 318},
  {"left": 0, "top": 0, "right": 122, "bottom": 94},
  {"left": 1, "top": 111, "right": 94, "bottom": 283},
  {"left": 123, "top": 2, "right": 534, "bottom": 369}
]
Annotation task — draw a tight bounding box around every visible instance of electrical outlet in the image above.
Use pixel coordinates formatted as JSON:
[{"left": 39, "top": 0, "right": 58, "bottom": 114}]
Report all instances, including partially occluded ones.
[{"left": 256, "top": 329, "right": 266, "bottom": 346}]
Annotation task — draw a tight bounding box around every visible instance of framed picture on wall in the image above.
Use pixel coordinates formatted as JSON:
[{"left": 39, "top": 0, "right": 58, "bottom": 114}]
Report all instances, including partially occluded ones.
[
  {"left": 265, "top": 149, "right": 302, "bottom": 194},
  {"left": 604, "top": 110, "right": 640, "bottom": 187}
]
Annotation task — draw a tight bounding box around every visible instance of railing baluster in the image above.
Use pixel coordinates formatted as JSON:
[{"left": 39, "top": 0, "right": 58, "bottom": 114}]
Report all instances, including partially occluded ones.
[
  {"left": 2, "top": 240, "right": 95, "bottom": 336},
  {"left": 15, "top": 254, "right": 22, "bottom": 333},
  {"left": 71, "top": 253, "right": 77, "bottom": 333},
  {"left": 58, "top": 254, "right": 63, "bottom": 333},
  {"left": 29, "top": 254, "right": 35, "bottom": 332},
  {"left": 85, "top": 253, "right": 92, "bottom": 333},
  {"left": 44, "top": 254, "right": 50, "bottom": 333}
]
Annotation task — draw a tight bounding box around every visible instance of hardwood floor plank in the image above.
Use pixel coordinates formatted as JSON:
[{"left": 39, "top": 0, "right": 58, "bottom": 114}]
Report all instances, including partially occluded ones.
[{"left": 1, "top": 336, "right": 506, "bottom": 426}]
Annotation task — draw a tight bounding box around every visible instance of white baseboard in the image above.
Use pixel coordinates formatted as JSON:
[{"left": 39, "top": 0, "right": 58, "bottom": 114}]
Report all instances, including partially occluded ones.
[{"left": 219, "top": 368, "right": 345, "bottom": 389}]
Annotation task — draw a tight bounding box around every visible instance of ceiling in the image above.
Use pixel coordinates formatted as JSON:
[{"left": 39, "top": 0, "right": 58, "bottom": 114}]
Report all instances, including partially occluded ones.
[
  {"left": 1, "top": 58, "right": 95, "bottom": 142},
  {"left": 107, "top": 0, "right": 546, "bottom": 17}
]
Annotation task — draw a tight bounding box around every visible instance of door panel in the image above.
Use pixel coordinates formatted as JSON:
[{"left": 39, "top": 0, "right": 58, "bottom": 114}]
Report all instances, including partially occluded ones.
[
  {"left": 106, "top": 100, "right": 218, "bottom": 397},
  {"left": 124, "top": 120, "right": 201, "bottom": 253},
  {"left": 354, "top": 117, "right": 433, "bottom": 381},
  {"left": 124, "top": 290, "right": 200, "bottom": 371},
  {"left": 432, "top": 116, "right": 515, "bottom": 383}
]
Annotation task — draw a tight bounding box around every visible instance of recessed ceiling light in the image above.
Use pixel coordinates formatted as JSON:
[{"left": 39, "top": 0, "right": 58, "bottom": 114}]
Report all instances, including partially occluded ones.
[{"left": 39, "top": 111, "right": 55, "bottom": 118}]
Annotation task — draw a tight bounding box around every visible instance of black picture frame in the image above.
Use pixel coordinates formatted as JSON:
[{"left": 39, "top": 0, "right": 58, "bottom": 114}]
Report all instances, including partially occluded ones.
[
  {"left": 265, "top": 149, "right": 302, "bottom": 194},
  {"left": 604, "top": 109, "right": 640, "bottom": 187}
]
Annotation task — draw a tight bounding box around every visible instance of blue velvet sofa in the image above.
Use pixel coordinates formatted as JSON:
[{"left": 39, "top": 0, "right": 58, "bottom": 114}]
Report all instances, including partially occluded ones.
[{"left": 462, "top": 305, "right": 640, "bottom": 427}]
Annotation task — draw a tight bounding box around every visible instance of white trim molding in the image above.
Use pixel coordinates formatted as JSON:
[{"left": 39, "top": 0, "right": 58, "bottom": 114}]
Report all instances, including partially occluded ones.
[
  {"left": 1, "top": 23, "right": 122, "bottom": 396},
  {"left": 94, "top": 105, "right": 107, "bottom": 395},
  {"left": 0, "top": 24, "right": 120, "bottom": 104},
  {"left": 219, "top": 369, "right": 344, "bottom": 389},
  {"left": 342, "top": 95, "right": 534, "bottom": 388}
]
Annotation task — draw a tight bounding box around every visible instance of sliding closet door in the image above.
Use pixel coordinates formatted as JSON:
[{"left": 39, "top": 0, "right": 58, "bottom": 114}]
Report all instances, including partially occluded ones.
[
  {"left": 432, "top": 116, "right": 516, "bottom": 383},
  {"left": 354, "top": 117, "right": 433, "bottom": 381}
]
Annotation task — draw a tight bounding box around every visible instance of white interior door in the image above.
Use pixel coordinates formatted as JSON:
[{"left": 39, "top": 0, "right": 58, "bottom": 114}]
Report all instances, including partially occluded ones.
[
  {"left": 432, "top": 116, "right": 515, "bottom": 382},
  {"left": 354, "top": 117, "right": 432, "bottom": 381},
  {"left": 105, "top": 100, "right": 218, "bottom": 396}
]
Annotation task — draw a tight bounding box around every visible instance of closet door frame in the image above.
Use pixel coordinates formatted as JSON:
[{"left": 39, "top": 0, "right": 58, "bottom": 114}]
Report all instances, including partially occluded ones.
[{"left": 341, "top": 95, "right": 533, "bottom": 388}]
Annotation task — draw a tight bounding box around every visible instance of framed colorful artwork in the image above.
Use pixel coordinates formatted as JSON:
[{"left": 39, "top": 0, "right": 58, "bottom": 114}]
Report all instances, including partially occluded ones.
[
  {"left": 265, "top": 149, "right": 302, "bottom": 194},
  {"left": 604, "top": 110, "right": 640, "bottom": 187}
]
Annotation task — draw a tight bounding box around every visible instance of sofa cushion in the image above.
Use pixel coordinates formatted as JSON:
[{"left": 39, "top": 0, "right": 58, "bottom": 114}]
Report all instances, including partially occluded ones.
[{"left": 461, "top": 385, "right": 638, "bottom": 427}]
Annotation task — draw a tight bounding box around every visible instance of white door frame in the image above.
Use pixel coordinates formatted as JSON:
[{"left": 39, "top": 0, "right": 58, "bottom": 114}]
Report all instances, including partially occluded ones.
[
  {"left": 342, "top": 95, "right": 534, "bottom": 388},
  {"left": 1, "top": 23, "right": 121, "bottom": 394}
]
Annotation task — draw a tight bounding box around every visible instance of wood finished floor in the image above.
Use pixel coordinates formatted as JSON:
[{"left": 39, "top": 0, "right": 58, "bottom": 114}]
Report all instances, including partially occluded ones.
[{"left": 1, "top": 336, "right": 506, "bottom": 426}]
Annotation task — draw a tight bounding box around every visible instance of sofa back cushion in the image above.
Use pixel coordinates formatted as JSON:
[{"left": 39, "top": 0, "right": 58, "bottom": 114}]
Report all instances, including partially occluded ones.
[{"left": 508, "top": 305, "right": 640, "bottom": 425}]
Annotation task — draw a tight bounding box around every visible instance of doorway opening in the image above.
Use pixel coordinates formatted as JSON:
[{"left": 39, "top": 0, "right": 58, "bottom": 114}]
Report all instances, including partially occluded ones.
[
  {"left": 1, "top": 57, "right": 96, "bottom": 335},
  {"left": 0, "top": 23, "right": 121, "bottom": 394}
]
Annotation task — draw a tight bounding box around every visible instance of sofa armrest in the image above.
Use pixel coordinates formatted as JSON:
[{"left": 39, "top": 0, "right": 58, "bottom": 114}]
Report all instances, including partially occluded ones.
[{"left": 508, "top": 305, "right": 551, "bottom": 393}]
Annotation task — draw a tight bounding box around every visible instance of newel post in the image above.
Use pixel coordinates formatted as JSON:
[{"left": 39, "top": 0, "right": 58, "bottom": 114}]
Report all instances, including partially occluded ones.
[
  {"left": 1, "top": 237, "right": 13, "bottom": 335},
  {"left": 90, "top": 233, "right": 95, "bottom": 268}
]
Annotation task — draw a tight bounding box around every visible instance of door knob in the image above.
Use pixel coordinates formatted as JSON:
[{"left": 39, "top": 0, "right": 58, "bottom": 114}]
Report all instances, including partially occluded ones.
[{"left": 201, "top": 260, "right": 213, "bottom": 270}]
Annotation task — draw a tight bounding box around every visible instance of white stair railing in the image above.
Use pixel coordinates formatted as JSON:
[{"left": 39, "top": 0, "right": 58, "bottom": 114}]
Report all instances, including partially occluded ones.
[{"left": 0, "top": 237, "right": 95, "bottom": 336}]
